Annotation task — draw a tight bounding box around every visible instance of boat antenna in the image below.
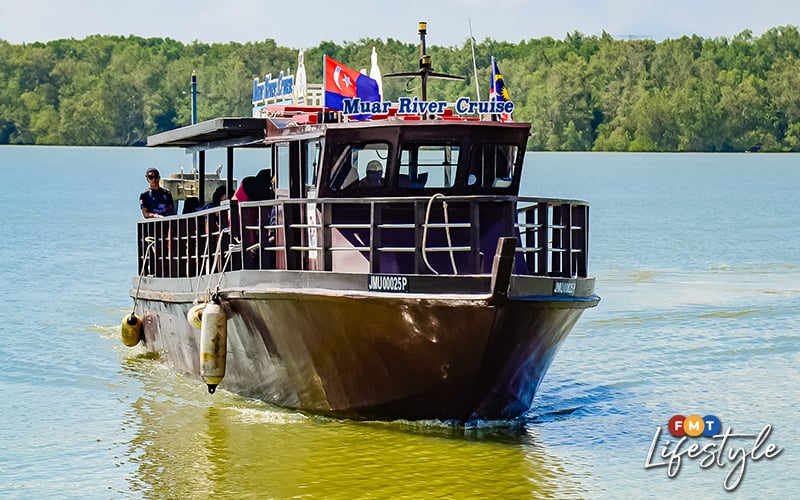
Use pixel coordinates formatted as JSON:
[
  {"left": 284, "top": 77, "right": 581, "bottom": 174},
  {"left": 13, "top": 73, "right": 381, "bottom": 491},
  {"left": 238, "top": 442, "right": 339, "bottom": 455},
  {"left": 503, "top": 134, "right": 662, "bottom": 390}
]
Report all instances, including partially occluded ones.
[
  {"left": 385, "top": 21, "right": 465, "bottom": 101},
  {"left": 469, "top": 19, "right": 481, "bottom": 101}
]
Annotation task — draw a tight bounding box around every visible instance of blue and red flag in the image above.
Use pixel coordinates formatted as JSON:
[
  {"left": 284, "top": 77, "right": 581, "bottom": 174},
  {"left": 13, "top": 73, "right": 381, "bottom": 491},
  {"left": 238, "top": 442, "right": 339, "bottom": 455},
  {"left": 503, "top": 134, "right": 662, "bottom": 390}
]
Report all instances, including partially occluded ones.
[
  {"left": 489, "top": 56, "right": 513, "bottom": 122},
  {"left": 324, "top": 55, "right": 381, "bottom": 112}
]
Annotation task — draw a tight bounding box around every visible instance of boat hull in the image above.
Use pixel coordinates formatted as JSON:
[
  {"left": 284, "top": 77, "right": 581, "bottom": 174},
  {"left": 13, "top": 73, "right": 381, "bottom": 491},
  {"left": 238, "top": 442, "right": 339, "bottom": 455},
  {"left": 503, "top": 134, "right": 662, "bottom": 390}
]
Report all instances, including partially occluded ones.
[{"left": 134, "top": 272, "right": 597, "bottom": 421}]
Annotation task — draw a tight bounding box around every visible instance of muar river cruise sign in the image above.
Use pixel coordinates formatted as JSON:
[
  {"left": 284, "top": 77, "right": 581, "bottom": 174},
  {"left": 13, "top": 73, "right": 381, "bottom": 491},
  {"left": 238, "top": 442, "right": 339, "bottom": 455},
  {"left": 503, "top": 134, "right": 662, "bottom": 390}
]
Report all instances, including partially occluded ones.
[{"left": 341, "top": 96, "right": 515, "bottom": 117}]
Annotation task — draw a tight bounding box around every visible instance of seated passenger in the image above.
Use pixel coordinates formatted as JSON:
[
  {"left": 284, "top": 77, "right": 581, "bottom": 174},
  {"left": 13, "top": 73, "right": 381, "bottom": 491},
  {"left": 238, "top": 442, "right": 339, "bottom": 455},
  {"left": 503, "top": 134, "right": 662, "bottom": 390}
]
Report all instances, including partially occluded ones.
[
  {"left": 199, "top": 186, "right": 228, "bottom": 210},
  {"left": 232, "top": 176, "right": 258, "bottom": 202},
  {"left": 182, "top": 197, "right": 199, "bottom": 214},
  {"left": 139, "top": 167, "right": 175, "bottom": 218},
  {"left": 232, "top": 174, "right": 277, "bottom": 269},
  {"left": 252, "top": 169, "right": 274, "bottom": 200},
  {"left": 359, "top": 160, "right": 384, "bottom": 189}
]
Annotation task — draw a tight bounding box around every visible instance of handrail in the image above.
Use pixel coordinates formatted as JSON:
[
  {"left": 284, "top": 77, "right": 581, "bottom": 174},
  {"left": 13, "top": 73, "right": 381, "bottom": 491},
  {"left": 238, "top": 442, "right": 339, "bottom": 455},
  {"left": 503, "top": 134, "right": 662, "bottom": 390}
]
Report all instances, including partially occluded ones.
[{"left": 136, "top": 194, "right": 590, "bottom": 279}]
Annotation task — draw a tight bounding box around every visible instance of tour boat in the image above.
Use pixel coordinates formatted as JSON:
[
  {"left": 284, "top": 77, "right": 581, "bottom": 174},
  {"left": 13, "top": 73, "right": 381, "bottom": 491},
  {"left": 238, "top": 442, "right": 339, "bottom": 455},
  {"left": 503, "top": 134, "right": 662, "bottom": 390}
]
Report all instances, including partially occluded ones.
[{"left": 122, "top": 24, "right": 599, "bottom": 421}]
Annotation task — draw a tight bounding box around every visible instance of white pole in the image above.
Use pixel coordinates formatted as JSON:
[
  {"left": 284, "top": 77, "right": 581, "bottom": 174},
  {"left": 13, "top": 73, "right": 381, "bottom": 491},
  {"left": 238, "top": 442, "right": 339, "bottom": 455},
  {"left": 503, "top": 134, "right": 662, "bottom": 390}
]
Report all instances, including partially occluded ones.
[{"left": 469, "top": 19, "right": 481, "bottom": 101}]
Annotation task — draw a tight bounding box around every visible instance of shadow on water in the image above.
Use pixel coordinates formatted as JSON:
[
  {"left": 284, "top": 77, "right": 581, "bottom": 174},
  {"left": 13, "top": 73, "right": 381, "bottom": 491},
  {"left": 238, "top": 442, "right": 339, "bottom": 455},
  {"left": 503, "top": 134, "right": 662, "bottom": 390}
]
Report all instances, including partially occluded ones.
[{"left": 116, "top": 352, "right": 593, "bottom": 499}]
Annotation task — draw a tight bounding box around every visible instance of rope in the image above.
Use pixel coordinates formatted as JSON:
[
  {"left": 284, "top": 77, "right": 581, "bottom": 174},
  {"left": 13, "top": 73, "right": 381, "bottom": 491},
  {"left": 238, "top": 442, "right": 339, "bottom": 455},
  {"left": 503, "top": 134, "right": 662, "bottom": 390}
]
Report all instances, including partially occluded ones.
[
  {"left": 193, "top": 218, "right": 242, "bottom": 304},
  {"left": 213, "top": 236, "right": 239, "bottom": 296},
  {"left": 194, "top": 228, "right": 212, "bottom": 303},
  {"left": 193, "top": 223, "right": 236, "bottom": 307},
  {"left": 422, "top": 193, "right": 458, "bottom": 275},
  {"left": 131, "top": 236, "right": 157, "bottom": 315},
  {"left": 197, "top": 227, "right": 239, "bottom": 300}
]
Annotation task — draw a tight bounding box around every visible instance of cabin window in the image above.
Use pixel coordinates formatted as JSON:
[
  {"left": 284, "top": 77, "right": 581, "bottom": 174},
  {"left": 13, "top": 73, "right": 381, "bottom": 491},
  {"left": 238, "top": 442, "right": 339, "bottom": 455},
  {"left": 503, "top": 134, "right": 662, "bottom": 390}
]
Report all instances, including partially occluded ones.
[
  {"left": 467, "top": 144, "right": 518, "bottom": 189},
  {"left": 305, "top": 139, "right": 322, "bottom": 188},
  {"left": 399, "top": 144, "right": 460, "bottom": 189},
  {"left": 328, "top": 142, "right": 390, "bottom": 192},
  {"left": 276, "top": 143, "right": 290, "bottom": 190}
]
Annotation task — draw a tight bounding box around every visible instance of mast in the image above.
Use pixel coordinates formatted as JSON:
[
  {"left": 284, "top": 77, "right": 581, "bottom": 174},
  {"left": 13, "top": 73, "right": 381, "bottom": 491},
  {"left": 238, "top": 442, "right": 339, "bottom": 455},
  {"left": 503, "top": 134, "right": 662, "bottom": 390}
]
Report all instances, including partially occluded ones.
[{"left": 385, "top": 22, "right": 464, "bottom": 104}]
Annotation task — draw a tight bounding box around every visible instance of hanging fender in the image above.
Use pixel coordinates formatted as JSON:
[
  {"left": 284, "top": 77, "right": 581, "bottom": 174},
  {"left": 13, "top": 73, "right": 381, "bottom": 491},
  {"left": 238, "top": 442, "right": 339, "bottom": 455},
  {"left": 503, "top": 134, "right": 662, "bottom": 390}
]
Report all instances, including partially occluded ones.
[
  {"left": 199, "top": 299, "right": 228, "bottom": 394},
  {"left": 187, "top": 302, "right": 206, "bottom": 330},
  {"left": 120, "top": 313, "right": 143, "bottom": 347}
]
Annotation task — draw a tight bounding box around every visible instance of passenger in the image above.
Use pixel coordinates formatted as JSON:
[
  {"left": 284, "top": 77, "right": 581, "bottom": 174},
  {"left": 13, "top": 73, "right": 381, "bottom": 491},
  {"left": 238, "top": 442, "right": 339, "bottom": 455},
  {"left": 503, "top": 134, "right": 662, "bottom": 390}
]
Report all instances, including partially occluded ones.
[
  {"left": 201, "top": 186, "right": 227, "bottom": 254},
  {"left": 359, "top": 160, "right": 384, "bottom": 189},
  {"left": 139, "top": 167, "right": 175, "bottom": 218},
  {"left": 182, "top": 197, "right": 199, "bottom": 214},
  {"left": 232, "top": 176, "right": 258, "bottom": 202},
  {"left": 199, "top": 186, "right": 228, "bottom": 210},
  {"left": 232, "top": 176, "right": 261, "bottom": 268},
  {"left": 252, "top": 169, "right": 273, "bottom": 200}
]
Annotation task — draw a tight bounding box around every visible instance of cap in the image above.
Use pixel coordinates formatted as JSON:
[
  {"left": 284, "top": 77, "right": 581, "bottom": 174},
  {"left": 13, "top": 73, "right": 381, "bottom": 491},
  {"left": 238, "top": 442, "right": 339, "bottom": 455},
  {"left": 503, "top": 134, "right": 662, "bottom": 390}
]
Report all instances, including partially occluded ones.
[
  {"left": 146, "top": 167, "right": 160, "bottom": 177},
  {"left": 366, "top": 160, "right": 382, "bottom": 173}
]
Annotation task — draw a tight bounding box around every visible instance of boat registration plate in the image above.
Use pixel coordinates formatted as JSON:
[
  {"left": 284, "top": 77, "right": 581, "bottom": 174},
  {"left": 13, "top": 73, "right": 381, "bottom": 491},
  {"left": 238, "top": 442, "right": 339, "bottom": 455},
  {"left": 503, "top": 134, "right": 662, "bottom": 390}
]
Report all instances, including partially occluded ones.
[
  {"left": 368, "top": 274, "right": 409, "bottom": 293},
  {"left": 553, "top": 280, "right": 577, "bottom": 296}
]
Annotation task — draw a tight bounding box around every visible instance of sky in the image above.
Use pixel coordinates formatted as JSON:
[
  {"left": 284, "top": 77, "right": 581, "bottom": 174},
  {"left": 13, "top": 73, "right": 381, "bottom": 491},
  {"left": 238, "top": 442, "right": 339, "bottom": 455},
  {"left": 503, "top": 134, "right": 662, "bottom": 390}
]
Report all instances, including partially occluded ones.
[{"left": 1, "top": 0, "right": 798, "bottom": 48}]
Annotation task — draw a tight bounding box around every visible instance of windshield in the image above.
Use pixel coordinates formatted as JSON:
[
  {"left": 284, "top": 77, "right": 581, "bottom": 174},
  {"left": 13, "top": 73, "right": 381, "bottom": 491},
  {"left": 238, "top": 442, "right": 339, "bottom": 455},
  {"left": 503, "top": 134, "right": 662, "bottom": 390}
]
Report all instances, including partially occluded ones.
[
  {"left": 399, "top": 144, "right": 460, "bottom": 189},
  {"left": 468, "top": 143, "right": 518, "bottom": 188},
  {"left": 328, "top": 142, "right": 390, "bottom": 192}
]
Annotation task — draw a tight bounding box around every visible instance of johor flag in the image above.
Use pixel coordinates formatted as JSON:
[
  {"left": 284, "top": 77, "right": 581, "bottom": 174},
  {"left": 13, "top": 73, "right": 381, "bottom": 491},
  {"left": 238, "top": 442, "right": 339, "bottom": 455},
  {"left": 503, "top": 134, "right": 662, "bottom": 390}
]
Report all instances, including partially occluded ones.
[
  {"left": 324, "top": 55, "right": 381, "bottom": 111},
  {"left": 489, "top": 56, "right": 513, "bottom": 122}
]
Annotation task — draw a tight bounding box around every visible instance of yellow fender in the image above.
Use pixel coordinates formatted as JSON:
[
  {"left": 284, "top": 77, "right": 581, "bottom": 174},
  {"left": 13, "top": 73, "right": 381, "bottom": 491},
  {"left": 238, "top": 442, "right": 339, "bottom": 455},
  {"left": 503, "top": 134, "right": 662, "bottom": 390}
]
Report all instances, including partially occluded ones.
[{"left": 120, "top": 313, "right": 143, "bottom": 347}]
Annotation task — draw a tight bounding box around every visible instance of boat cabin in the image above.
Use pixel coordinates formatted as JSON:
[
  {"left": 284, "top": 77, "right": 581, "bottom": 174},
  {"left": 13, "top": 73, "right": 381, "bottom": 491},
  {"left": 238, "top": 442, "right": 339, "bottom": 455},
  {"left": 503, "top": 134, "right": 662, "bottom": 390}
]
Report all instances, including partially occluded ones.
[
  {"left": 142, "top": 108, "right": 589, "bottom": 285},
  {"left": 316, "top": 119, "right": 526, "bottom": 198}
]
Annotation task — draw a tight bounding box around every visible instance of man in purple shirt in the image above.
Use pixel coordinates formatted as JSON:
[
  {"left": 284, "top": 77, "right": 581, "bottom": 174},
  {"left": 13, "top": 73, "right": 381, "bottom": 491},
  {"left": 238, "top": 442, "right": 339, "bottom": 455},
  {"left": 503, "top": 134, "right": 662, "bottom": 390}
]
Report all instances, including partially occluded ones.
[{"left": 139, "top": 167, "right": 175, "bottom": 218}]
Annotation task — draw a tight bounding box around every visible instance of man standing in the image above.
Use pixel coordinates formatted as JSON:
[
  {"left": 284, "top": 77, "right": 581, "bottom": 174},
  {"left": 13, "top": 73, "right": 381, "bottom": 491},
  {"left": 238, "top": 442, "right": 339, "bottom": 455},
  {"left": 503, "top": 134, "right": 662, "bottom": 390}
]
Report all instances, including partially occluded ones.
[{"left": 139, "top": 167, "right": 175, "bottom": 218}]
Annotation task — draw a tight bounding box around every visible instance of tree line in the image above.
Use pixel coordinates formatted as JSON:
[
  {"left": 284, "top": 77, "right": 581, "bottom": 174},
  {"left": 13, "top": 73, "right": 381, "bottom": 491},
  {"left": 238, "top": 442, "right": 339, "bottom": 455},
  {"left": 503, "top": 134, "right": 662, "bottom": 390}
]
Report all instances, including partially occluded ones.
[{"left": 1, "top": 26, "right": 799, "bottom": 151}]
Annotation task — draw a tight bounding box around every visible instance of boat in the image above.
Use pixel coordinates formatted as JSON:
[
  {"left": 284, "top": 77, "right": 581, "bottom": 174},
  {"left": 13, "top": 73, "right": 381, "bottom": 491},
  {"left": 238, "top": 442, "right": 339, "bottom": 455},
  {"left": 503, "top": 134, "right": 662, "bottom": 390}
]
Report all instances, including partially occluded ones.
[
  {"left": 122, "top": 23, "right": 600, "bottom": 422},
  {"left": 159, "top": 164, "right": 229, "bottom": 207}
]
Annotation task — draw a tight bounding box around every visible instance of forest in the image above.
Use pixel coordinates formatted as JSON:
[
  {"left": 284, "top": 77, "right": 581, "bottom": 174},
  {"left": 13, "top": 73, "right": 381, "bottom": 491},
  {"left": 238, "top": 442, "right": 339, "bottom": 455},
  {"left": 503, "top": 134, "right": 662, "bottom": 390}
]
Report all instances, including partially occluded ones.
[{"left": 1, "top": 25, "right": 799, "bottom": 152}]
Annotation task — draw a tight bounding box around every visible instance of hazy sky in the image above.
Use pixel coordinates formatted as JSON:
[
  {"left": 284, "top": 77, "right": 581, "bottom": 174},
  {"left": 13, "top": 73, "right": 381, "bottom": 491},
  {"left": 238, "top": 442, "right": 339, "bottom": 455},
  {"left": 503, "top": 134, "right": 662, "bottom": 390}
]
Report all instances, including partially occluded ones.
[{"left": 1, "top": 0, "right": 798, "bottom": 47}]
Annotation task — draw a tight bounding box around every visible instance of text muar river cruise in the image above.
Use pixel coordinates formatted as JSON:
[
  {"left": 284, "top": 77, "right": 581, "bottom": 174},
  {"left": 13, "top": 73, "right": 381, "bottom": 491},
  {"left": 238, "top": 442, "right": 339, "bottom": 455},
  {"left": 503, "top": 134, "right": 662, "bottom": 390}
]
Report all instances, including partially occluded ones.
[{"left": 122, "top": 24, "right": 599, "bottom": 422}]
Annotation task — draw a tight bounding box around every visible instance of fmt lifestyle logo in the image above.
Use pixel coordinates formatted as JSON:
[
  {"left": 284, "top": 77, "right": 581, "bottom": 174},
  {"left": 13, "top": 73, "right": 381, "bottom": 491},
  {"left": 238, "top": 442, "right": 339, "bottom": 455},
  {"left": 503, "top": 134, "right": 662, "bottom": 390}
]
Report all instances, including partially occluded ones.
[{"left": 644, "top": 414, "right": 783, "bottom": 491}]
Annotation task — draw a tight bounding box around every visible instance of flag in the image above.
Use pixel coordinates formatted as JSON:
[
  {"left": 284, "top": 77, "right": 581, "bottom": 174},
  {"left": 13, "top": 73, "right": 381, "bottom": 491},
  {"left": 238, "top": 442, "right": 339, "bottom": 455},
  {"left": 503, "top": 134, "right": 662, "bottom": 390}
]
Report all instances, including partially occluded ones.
[
  {"left": 324, "top": 55, "right": 381, "bottom": 112},
  {"left": 489, "top": 56, "right": 513, "bottom": 122}
]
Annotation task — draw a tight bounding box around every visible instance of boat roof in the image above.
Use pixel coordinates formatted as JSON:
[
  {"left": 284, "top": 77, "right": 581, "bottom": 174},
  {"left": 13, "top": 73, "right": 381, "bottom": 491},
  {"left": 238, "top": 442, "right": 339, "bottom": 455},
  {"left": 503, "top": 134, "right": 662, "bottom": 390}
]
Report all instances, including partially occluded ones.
[
  {"left": 147, "top": 109, "right": 530, "bottom": 153},
  {"left": 147, "top": 117, "right": 269, "bottom": 150}
]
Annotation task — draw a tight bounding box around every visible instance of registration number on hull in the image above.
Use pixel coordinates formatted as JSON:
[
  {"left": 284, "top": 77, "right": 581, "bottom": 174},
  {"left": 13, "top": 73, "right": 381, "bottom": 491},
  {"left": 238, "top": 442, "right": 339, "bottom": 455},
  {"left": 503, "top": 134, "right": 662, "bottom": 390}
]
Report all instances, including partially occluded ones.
[
  {"left": 553, "top": 280, "right": 576, "bottom": 296},
  {"left": 368, "top": 274, "right": 409, "bottom": 293}
]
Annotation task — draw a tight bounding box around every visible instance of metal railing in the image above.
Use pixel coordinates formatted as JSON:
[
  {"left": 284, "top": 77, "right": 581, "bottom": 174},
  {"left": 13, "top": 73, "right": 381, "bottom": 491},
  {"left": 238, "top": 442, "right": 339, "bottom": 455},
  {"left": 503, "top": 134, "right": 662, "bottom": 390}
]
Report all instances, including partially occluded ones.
[{"left": 137, "top": 195, "right": 589, "bottom": 279}]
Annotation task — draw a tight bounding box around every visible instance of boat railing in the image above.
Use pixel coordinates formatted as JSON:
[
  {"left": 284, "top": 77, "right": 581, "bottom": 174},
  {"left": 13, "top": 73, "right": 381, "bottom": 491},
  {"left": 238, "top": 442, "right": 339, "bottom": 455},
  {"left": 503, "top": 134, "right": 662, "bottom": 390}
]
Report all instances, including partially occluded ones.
[
  {"left": 136, "top": 205, "right": 233, "bottom": 279},
  {"left": 136, "top": 195, "right": 589, "bottom": 279}
]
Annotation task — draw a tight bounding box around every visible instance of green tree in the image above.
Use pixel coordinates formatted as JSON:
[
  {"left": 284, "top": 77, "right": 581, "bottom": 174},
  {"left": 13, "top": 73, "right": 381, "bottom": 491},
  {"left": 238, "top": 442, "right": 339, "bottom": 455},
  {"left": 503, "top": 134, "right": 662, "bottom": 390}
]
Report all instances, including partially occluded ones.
[{"left": 1, "top": 27, "right": 799, "bottom": 150}]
